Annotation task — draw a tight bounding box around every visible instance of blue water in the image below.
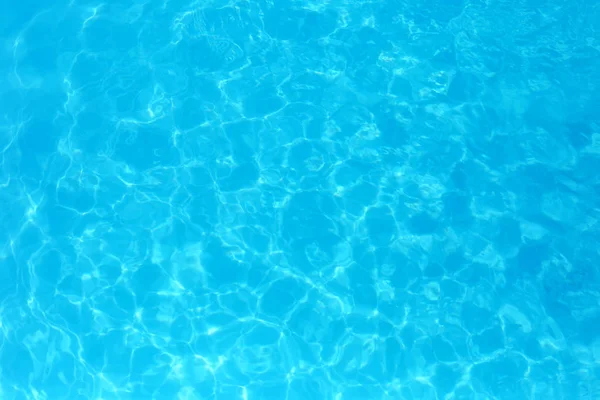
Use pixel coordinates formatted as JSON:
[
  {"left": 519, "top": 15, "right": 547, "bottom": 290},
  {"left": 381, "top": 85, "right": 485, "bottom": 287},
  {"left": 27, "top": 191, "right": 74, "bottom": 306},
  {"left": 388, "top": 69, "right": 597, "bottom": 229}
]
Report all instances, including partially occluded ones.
[{"left": 1, "top": 0, "right": 599, "bottom": 399}]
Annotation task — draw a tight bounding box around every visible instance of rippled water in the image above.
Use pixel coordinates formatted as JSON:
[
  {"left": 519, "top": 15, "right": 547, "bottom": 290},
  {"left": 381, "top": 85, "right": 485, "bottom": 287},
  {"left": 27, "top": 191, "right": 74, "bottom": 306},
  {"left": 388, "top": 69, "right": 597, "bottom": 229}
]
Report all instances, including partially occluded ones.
[{"left": 1, "top": 0, "right": 599, "bottom": 399}]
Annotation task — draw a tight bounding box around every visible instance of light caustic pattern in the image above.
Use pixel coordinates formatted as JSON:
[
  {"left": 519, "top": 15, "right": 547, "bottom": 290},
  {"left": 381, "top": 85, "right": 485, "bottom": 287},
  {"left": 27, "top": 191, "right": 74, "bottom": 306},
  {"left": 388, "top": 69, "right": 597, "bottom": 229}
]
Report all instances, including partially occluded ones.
[{"left": 0, "top": 0, "right": 600, "bottom": 399}]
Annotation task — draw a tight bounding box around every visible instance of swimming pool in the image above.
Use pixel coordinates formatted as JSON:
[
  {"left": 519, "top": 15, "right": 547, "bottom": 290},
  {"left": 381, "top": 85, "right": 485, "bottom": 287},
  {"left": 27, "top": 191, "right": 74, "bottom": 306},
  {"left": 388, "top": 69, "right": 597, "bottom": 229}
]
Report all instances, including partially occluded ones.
[{"left": 1, "top": 0, "right": 599, "bottom": 399}]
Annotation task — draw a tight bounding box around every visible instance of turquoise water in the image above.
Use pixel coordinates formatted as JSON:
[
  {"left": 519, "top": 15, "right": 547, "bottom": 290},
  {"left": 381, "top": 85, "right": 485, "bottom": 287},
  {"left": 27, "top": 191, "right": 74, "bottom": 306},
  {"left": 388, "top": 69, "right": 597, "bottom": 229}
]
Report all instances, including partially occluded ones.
[{"left": 1, "top": 0, "right": 599, "bottom": 399}]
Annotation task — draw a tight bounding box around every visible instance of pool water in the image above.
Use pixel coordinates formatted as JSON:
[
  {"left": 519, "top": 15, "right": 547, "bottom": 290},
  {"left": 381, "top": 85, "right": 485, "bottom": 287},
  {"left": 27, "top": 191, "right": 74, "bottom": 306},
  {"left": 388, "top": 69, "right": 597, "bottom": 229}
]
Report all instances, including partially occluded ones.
[{"left": 1, "top": 0, "right": 599, "bottom": 399}]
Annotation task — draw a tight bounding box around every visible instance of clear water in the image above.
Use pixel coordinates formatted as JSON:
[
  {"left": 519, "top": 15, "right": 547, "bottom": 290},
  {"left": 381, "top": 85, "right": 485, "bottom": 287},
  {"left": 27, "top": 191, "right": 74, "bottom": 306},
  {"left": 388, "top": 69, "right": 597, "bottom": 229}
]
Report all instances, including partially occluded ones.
[{"left": 1, "top": 0, "right": 599, "bottom": 399}]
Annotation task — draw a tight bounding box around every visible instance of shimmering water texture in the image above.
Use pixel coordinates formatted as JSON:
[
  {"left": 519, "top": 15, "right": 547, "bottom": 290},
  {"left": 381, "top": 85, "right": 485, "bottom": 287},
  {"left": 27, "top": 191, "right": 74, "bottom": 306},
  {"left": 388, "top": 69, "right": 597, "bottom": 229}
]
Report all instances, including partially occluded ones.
[{"left": 1, "top": 0, "right": 600, "bottom": 399}]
